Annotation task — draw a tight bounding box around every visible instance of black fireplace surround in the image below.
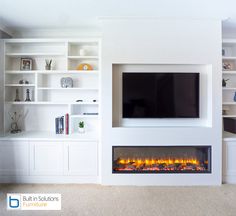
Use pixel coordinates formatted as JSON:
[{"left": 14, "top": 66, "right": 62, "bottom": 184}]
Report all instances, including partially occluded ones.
[{"left": 112, "top": 146, "right": 211, "bottom": 174}]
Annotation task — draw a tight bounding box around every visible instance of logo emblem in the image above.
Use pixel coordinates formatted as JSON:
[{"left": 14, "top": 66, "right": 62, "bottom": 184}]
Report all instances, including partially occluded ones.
[{"left": 7, "top": 194, "right": 21, "bottom": 210}]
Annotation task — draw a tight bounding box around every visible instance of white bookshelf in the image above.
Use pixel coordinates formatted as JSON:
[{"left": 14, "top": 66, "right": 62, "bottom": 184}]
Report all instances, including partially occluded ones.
[
  {"left": 3, "top": 39, "right": 101, "bottom": 140},
  {"left": 222, "top": 39, "right": 236, "bottom": 139}
]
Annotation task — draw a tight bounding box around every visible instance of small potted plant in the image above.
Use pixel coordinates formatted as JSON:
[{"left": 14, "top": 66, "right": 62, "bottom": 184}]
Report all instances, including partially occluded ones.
[{"left": 78, "top": 121, "right": 85, "bottom": 133}]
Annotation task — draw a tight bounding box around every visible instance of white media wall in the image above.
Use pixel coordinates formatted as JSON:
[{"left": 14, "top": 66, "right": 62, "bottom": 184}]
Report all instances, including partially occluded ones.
[{"left": 101, "top": 19, "right": 222, "bottom": 185}]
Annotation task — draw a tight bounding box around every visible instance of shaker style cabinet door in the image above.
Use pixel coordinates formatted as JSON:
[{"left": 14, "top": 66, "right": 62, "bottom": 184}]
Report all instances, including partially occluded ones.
[
  {"left": 30, "top": 141, "right": 64, "bottom": 176},
  {"left": 0, "top": 141, "right": 29, "bottom": 176},
  {"left": 64, "top": 142, "right": 97, "bottom": 176}
]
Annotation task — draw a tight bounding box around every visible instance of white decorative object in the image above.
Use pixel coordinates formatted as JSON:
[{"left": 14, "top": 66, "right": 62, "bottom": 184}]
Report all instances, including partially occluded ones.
[{"left": 79, "top": 49, "right": 85, "bottom": 56}]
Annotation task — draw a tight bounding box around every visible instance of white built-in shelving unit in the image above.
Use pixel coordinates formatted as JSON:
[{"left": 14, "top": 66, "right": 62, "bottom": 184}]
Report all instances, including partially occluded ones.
[
  {"left": 222, "top": 39, "right": 236, "bottom": 183},
  {"left": 222, "top": 39, "right": 236, "bottom": 122},
  {"left": 3, "top": 39, "right": 101, "bottom": 140}
]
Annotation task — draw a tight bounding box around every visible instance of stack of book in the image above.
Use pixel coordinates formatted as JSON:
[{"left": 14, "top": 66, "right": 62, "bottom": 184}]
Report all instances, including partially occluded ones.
[{"left": 55, "top": 113, "right": 69, "bottom": 135}]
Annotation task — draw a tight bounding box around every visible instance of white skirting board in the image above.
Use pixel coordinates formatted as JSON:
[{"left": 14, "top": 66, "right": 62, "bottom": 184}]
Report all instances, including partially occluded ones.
[{"left": 0, "top": 176, "right": 99, "bottom": 184}]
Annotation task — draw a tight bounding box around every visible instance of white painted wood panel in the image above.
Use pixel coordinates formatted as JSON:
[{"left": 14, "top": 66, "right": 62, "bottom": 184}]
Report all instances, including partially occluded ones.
[
  {"left": 64, "top": 141, "right": 97, "bottom": 175},
  {"left": 30, "top": 141, "right": 63, "bottom": 175},
  {"left": 0, "top": 141, "right": 29, "bottom": 175},
  {"left": 223, "top": 141, "right": 236, "bottom": 183}
]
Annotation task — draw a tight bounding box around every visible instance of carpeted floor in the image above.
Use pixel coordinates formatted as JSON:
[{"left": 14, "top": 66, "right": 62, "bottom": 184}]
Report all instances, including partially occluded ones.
[{"left": 0, "top": 184, "right": 236, "bottom": 216}]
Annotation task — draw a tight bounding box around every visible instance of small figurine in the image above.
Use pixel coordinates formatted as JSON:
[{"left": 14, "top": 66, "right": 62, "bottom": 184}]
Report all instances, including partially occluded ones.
[
  {"left": 222, "top": 78, "right": 229, "bottom": 87},
  {"left": 223, "top": 62, "right": 232, "bottom": 70},
  {"left": 19, "top": 79, "right": 29, "bottom": 84},
  {"left": 25, "top": 89, "right": 31, "bottom": 102},
  {"left": 14, "top": 89, "right": 21, "bottom": 102}
]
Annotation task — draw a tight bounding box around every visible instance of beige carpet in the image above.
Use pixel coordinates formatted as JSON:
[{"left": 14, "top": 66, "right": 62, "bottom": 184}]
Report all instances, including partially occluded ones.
[{"left": 0, "top": 184, "right": 236, "bottom": 216}]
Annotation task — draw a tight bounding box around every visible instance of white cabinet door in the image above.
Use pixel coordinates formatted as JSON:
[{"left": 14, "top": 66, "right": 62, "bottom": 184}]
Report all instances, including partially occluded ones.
[
  {"left": 64, "top": 142, "right": 97, "bottom": 176},
  {"left": 223, "top": 141, "right": 236, "bottom": 177},
  {"left": 0, "top": 141, "right": 29, "bottom": 175},
  {"left": 30, "top": 141, "right": 63, "bottom": 176}
]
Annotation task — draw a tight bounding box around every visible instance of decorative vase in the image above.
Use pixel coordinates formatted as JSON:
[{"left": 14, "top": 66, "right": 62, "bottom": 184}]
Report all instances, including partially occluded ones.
[
  {"left": 78, "top": 127, "right": 85, "bottom": 133},
  {"left": 45, "top": 65, "right": 52, "bottom": 70}
]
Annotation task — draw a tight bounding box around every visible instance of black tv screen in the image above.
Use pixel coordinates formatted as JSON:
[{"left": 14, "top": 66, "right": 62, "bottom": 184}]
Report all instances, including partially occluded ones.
[{"left": 122, "top": 73, "right": 199, "bottom": 118}]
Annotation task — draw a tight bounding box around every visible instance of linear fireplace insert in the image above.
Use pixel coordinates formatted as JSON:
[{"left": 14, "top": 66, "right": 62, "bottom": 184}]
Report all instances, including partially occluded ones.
[{"left": 112, "top": 146, "right": 211, "bottom": 174}]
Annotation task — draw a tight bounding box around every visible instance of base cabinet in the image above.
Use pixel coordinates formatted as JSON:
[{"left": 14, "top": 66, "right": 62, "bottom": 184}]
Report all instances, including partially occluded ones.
[
  {"left": 0, "top": 140, "right": 98, "bottom": 183},
  {"left": 0, "top": 141, "right": 29, "bottom": 176},
  {"left": 223, "top": 141, "right": 236, "bottom": 183}
]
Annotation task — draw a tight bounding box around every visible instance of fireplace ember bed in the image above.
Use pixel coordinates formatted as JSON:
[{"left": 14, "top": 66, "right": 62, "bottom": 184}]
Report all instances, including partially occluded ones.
[{"left": 112, "top": 146, "right": 211, "bottom": 174}]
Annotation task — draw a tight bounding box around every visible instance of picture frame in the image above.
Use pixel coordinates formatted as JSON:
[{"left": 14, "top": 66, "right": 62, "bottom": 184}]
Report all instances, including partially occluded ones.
[{"left": 20, "top": 58, "right": 33, "bottom": 70}]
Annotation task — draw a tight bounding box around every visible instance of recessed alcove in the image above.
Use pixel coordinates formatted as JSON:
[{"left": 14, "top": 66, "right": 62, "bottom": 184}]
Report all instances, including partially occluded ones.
[{"left": 112, "top": 64, "right": 212, "bottom": 128}]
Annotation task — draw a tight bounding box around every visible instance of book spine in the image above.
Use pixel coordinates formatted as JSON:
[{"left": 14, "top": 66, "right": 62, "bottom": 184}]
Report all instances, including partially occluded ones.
[
  {"left": 55, "top": 117, "right": 59, "bottom": 134},
  {"left": 60, "top": 116, "right": 64, "bottom": 134},
  {"left": 65, "top": 113, "right": 69, "bottom": 135}
]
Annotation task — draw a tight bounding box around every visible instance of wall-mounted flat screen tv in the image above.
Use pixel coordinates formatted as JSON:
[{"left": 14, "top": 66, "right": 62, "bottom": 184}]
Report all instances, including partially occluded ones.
[{"left": 122, "top": 73, "right": 199, "bottom": 118}]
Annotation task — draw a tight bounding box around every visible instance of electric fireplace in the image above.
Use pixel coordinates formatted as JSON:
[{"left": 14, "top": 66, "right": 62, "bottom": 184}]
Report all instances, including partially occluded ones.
[{"left": 112, "top": 146, "right": 211, "bottom": 174}]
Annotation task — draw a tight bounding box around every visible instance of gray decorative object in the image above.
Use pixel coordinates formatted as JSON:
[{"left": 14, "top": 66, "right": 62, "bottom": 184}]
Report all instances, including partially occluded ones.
[
  {"left": 14, "top": 89, "right": 21, "bottom": 102},
  {"left": 45, "top": 59, "right": 52, "bottom": 70},
  {"left": 61, "top": 77, "right": 73, "bottom": 88},
  {"left": 19, "top": 79, "right": 29, "bottom": 84},
  {"left": 8, "top": 111, "right": 22, "bottom": 134},
  {"left": 25, "top": 89, "right": 31, "bottom": 102}
]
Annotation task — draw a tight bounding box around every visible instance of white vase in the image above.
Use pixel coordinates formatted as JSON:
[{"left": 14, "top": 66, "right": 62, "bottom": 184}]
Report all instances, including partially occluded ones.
[{"left": 78, "top": 127, "right": 85, "bottom": 133}]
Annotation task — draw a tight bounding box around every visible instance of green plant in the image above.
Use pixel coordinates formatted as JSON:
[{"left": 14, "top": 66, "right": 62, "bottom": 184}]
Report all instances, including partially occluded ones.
[{"left": 79, "top": 121, "right": 84, "bottom": 128}]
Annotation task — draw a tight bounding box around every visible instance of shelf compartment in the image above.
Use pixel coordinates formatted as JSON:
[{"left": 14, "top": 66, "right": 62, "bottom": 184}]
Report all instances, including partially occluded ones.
[
  {"left": 37, "top": 70, "right": 99, "bottom": 74},
  {"left": 222, "top": 57, "right": 236, "bottom": 60},
  {"left": 37, "top": 73, "right": 98, "bottom": 89},
  {"left": 5, "top": 84, "right": 35, "bottom": 87},
  {"left": 37, "top": 89, "right": 98, "bottom": 103},
  {"left": 5, "top": 101, "right": 99, "bottom": 105},
  {"left": 68, "top": 42, "right": 98, "bottom": 57},
  {"left": 223, "top": 71, "right": 236, "bottom": 75},
  {"left": 223, "top": 88, "right": 236, "bottom": 90},
  {"left": 6, "top": 53, "right": 65, "bottom": 57},
  {"left": 71, "top": 115, "right": 99, "bottom": 118},
  {"left": 223, "top": 115, "right": 236, "bottom": 118},
  {"left": 70, "top": 104, "right": 98, "bottom": 116},
  {"left": 5, "top": 73, "right": 35, "bottom": 86},
  {"left": 68, "top": 59, "right": 99, "bottom": 71},
  {"left": 37, "top": 87, "right": 98, "bottom": 90},
  {"left": 223, "top": 102, "right": 236, "bottom": 105},
  {"left": 5, "top": 70, "right": 36, "bottom": 74},
  {"left": 5, "top": 56, "right": 66, "bottom": 71},
  {"left": 68, "top": 56, "right": 99, "bottom": 59},
  {"left": 5, "top": 86, "right": 35, "bottom": 102}
]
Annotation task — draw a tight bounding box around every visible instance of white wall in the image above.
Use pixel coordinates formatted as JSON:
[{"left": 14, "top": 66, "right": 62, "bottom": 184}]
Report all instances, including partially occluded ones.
[{"left": 101, "top": 18, "right": 222, "bottom": 185}]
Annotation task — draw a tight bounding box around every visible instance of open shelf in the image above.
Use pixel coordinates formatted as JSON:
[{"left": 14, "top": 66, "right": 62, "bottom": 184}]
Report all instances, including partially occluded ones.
[
  {"left": 5, "top": 84, "right": 35, "bottom": 87},
  {"left": 222, "top": 71, "right": 236, "bottom": 74},
  {"left": 68, "top": 56, "right": 99, "bottom": 59},
  {"left": 223, "top": 87, "right": 236, "bottom": 90},
  {"left": 6, "top": 52, "right": 65, "bottom": 57},
  {"left": 223, "top": 115, "right": 236, "bottom": 117},
  {"left": 37, "top": 87, "right": 98, "bottom": 90},
  {"left": 71, "top": 115, "right": 99, "bottom": 118},
  {"left": 5, "top": 101, "right": 99, "bottom": 105}
]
